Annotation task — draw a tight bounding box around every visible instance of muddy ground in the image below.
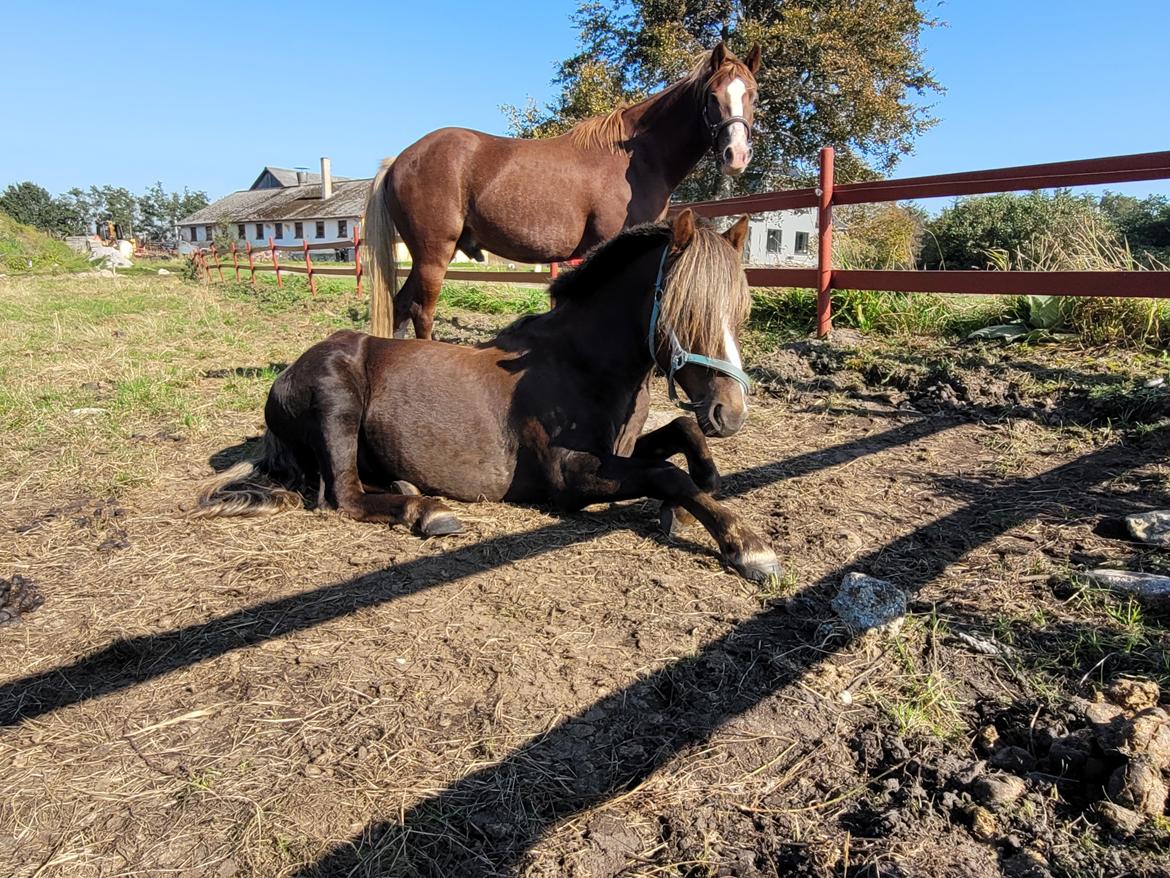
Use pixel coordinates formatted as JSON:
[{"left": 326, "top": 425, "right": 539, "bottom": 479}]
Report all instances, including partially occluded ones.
[{"left": 2, "top": 285, "right": 1170, "bottom": 877}]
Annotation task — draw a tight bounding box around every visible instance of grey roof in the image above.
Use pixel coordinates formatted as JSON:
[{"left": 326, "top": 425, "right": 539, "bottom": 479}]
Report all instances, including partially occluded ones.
[
  {"left": 250, "top": 166, "right": 353, "bottom": 189},
  {"left": 179, "top": 177, "right": 371, "bottom": 225}
]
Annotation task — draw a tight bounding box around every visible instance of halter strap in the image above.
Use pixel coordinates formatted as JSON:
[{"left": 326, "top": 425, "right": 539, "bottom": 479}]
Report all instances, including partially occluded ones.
[
  {"left": 647, "top": 245, "right": 752, "bottom": 411},
  {"left": 704, "top": 108, "right": 753, "bottom": 159}
]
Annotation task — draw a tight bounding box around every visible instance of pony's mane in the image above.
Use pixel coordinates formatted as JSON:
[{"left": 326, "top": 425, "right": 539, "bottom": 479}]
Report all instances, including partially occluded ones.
[
  {"left": 565, "top": 48, "right": 756, "bottom": 156},
  {"left": 548, "top": 219, "right": 751, "bottom": 357}
]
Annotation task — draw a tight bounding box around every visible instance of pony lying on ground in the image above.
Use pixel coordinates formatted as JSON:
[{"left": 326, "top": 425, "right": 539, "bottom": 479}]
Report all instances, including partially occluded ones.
[{"left": 195, "top": 209, "right": 780, "bottom": 582}]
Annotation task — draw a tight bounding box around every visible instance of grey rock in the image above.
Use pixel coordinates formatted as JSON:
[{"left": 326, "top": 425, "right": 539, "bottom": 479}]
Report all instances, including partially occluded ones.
[
  {"left": 157, "top": 268, "right": 172, "bottom": 275},
  {"left": 1083, "top": 569, "right": 1170, "bottom": 607},
  {"left": 831, "top": 572, "right": 907, "bottom": 634},
  {"left": 1125, "top": 510, "right": 1170, "bottom": 545},
  {"left": 970, "top": 772, "right": 1027, "bottom": 808}
]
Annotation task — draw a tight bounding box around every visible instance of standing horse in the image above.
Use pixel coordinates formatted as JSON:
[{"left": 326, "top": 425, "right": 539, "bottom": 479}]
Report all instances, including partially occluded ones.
[
  {"left": 195, "top": 209, "right": 780, "bottom": 582},
  {"left": 365, "top": 42, "right": 761, "bottom": 339}
]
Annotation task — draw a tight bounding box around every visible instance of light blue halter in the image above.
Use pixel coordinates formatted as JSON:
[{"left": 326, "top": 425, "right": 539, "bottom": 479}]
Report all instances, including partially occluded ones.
[{"left": 647, "top": 245, "right": 753, "bottom": 411}]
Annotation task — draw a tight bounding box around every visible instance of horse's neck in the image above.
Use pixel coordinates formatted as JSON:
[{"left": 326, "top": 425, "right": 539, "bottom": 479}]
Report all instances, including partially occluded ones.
[{"left": 624, "top": 78, "right": 709, "bottom": 191}]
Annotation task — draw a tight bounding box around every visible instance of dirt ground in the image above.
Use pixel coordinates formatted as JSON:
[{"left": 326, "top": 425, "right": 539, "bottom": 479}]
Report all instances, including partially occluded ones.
[{"left": 2, "top": 275, "right": 1169, "bottom": 877}]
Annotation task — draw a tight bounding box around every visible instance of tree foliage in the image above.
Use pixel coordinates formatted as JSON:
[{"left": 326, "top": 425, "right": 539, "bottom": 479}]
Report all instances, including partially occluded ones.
[
  {"left": 919, "top": 191, "right": 1102, "bottom": 270},
  {"left": 0, "top": 181, "right": 208, "bottom": 240},
  {"left": 503, "top": 0, "right": 942, "bottom": 199},
  {"left": 1098, "top": 192, "right": 1170, "bottom": 255}
]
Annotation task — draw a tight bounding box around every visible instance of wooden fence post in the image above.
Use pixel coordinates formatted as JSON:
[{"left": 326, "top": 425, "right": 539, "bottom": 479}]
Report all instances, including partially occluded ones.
[
  {"left": 269, "top": 237, "right": 282, "bottom": 288},
  {"left": 353, "top": 224, "right": 363, "bottom": 297},
  {"left": 302, "top": 239, "right": 316, "bottom": 296},
  {"left": 550, "top": 262, "right": 559, "bottom": 280},
  {"left": 230, "top": 242, "right": 240, "bottom": 281},
  {"left": 815, "top": 145, "right": 835, "bottom": 338},
  {"left": 210, "top": 243, "right": 224, "bottom": 282},
  {"left": 246, "top": 241, "right": 257, "bottom": 288}
]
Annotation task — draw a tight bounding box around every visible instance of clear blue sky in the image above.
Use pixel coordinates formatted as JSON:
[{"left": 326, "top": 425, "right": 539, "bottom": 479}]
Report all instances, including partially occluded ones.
[{"left": 2, "top": 0, "right": 1166, "bottom": 203}]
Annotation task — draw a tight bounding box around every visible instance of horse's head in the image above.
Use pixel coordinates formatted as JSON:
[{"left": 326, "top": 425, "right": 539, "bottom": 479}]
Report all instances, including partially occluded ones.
[
  {"left": 652, "top": 209, "right": 752, "bottom": 438},
  {"left": 702, "top": 42, "right": 762, "bottom": 176}
]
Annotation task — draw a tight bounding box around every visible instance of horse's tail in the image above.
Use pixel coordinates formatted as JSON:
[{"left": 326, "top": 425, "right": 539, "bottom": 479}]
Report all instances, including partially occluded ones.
[
  {"left": 364, "top": 158, "right": 399, "bottom": 334},
  {"left": 192, "top": 431, "right": 303, "bottom": 518}
]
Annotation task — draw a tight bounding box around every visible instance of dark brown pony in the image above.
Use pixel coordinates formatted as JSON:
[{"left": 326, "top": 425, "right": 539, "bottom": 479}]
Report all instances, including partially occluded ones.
[
  {"left": 365, "top": 43, "right": 762, "bottom": 339},
  {"left": 195, "top": 210, "right": 779, "bottom": 582}
]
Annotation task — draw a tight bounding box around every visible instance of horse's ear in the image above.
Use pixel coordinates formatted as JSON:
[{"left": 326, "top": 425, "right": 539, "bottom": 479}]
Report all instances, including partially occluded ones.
[
  {"left": 724, "top": 215, "right": 749, "bottom": 254},
  {"left": 710, "top": 42, "right": 728, "bottom": 70},
  {"left": 745, "top": 44, "right": 762, "bottom": 75},
  {"left": 672, "top": 208, "right": 696, "bottom": 250}
]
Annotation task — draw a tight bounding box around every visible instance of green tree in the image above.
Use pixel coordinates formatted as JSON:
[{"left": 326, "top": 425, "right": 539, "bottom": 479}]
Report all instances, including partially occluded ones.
[
  {"left": 137, "top": 183, "right": 209, "bottom": 242},
  {"left": 503, "top": 0, "right": 942, "bottom": 199},
  {"left": 1098, "top": 192, "right": 1170, "bottom": 256},
  {"left": 920, "top": 191, "right": 1104, "bottom": 270},
  {"left": 0, "top": 182, "right": 82, "bottom": 236}
]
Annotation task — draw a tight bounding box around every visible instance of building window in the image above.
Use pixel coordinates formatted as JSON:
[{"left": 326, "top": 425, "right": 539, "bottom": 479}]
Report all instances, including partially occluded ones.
[
  {"left": 206, "top": 225, "right": 214, "bottom": 241},
  {"left": 315, "top": 221, "right": 325, "bottom": 239},
  {"left": 294, "top": 221, "right": 304, "bottom": 239},
  {"left": 189, "top": 227, "right": 198, "bottom": 242},
  {"left": 237, "top": 223, "right": 245, "bottom": 239},
  {"left": 765, "top": 228, "right": 783, "bottom": 255},
  {"left": 794, "top": 231, "right": 810, "bottom": 255},
  {"left": 275, "top": 222, "right": 284, "bottom": 239},
  {"left": 255, "top": 223, "right": 265, "bottom": 240},
  {"left": 337, "top": 219, "right": 348, "bottom": 238}
]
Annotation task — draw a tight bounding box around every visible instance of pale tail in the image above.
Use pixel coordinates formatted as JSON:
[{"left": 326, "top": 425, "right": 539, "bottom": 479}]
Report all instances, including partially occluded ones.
[
  {"left": 363, "top": 158, "right": 398, "bottom": 336},
  {"left": 192, "top": 432, "right": 303, "bottom": 518}
]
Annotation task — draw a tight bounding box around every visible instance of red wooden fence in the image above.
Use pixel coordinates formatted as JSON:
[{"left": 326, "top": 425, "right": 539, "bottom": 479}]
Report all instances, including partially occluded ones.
[{"left": 191, "top": 228, "right": 365, "bottom": 294}]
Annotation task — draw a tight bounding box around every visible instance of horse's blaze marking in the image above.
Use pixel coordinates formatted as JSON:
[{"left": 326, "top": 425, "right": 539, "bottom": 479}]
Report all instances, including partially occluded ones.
[
  {"left": 723, "top": 321, "right": 747, "bottom": 406},
  {"left": 724, "top": 79, "right": 750, "bottom": 149}
]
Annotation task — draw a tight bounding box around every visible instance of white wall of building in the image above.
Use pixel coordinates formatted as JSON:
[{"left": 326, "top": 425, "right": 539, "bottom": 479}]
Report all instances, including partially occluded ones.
[
  {"left": 744, "top": 208, "right": 818, "bottom": 266},
  {"left": 178, "top": 217, "right": 359, "bottom": 254}
]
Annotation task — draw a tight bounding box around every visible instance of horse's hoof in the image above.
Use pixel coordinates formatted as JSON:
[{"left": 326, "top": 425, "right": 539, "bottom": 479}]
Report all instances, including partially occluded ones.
[
  {"left": 659, "top": 505, "right": 696, "bottom": 536},
  {"left": 419, "top": 510, "right": 463, "bottom": 536},
  {"left": 728, "top": 548, "right": 783, "bottom": 583},
  {"left": 391, "top": 480, "right": 421, "bottom": 496}
]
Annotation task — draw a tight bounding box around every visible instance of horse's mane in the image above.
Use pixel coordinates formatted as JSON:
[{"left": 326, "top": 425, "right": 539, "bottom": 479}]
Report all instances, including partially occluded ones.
[
  {"left": 565, "top": 49, "right": 756, "bottom": 156},
  {"left": 548, "top": 219, "right": 751, "bottom": 356}
]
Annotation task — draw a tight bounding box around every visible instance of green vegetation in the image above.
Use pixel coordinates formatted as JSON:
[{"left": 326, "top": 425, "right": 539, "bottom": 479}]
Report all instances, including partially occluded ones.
[{"left": 0, "top": 211, "right": 91, "bottom": 273}]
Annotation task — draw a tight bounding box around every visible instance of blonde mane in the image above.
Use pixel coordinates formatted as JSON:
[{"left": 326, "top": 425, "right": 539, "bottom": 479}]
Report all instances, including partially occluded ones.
[
  {"left": 658, "top": 224, "right": 751, "bottom": 357},
  {"left": 566, "top": 107, "right": 629, "bottom": 154}
]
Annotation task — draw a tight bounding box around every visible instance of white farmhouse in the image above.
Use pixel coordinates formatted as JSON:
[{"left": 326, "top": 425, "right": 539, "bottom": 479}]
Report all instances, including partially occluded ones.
[
  {"left": 743, "top": 208, "right": 818, "bottom": 266},
  {"left": 177, "top": 157, "right": 367, "bottom": 258}
]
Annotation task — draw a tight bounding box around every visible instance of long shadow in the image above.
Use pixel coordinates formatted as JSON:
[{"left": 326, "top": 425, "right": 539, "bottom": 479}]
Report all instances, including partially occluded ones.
[
  {"left": 297, "top": 425, "right": 1170, "bottom": 877},
  {"left": 0, "top": 414, "right": 949, "bottom": 729}
]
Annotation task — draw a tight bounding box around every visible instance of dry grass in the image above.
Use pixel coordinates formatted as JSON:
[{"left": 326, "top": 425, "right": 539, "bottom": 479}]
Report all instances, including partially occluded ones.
[{"left": 2, "top": 272, "right": 1168, "bottom": 877}]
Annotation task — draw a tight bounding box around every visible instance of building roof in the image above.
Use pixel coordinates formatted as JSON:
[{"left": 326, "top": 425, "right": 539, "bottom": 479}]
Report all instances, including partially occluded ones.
[
  {"left": 249, "top": 166, "right": 353, "bottom": 190},
  {"left": 178, "top": 177, "right": 371, "bottom": 225}
]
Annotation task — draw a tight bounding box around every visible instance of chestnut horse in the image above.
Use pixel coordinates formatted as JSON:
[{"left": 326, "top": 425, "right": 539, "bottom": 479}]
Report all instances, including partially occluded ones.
[
  {"left": 195, "top": 210, "right": 780, "bottom": 582},
  {"left": 365, "top": 42, "right": 762, "bottom": 339}
]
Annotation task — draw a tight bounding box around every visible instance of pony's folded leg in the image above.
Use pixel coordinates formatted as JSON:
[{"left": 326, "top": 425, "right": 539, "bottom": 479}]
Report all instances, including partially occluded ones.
[
  {"left": 338, "top": 490, "right": 462, "bottom": 537},
  {"left": 659, "top": 504, "right": 697, "bottom": 535}
]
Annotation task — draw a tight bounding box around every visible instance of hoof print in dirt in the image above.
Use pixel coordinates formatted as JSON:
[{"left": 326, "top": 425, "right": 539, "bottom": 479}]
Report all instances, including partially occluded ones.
[
  {"left": 0, "top": 575, "right": 44, "bottom": 627},
  {"left": 831, "top": 572, "right": 907, "bottom": 635}
]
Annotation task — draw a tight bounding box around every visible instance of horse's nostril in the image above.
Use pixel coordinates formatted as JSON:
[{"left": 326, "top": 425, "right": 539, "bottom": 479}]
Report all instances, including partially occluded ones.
[
  {"left": 723, "top": 146, "right": 734, "bottom": 164},
  {"left": 711, "top": 403, "right": 725, "bottom": 429}
]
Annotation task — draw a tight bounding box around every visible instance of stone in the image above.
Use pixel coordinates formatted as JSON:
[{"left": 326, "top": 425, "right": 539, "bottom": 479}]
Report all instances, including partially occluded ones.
[
  {"left": 157, "top": 268, "right": 171, "bottom": 275},
  {"left": 970, "top": 772, "right": 1027, "bottom": 808},
  {"left": 831, "top": 572, "right": 907, "bottom": 634},
  {"left": 969, "top": 805, "right": 998, "bottom": 841},
  {"left": 975, "top": 724, "right": 1000, "bottom": 753},
  {"left": 1094, "top": 801, "right": 1145, "bottom": 837},
  {"left": 1107, "top": 757, "right": 1168, "bottom": 817},
  {"left": 1106, "top": 678, "right": 1160, "bottom": 712},
  {"left": 1082, "top": 569, "right": 1170, "bottom": 607},
  {"left": 1125, "top": 510, "right": 1170, "bottom": 546}
]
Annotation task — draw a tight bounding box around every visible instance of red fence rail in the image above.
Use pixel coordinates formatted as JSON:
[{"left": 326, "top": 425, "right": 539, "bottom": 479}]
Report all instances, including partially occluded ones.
[{"left": 191, "top": 228, "right": 365, "bottom": 294}]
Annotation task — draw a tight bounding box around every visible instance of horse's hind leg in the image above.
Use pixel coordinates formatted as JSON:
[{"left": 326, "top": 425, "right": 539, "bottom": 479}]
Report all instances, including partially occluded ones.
[
  {"left": 311, "top": 393, "right": 462, "bottom": 535},
  {"left": 410, "top": 241, "right": 458, "bottom": 340}
]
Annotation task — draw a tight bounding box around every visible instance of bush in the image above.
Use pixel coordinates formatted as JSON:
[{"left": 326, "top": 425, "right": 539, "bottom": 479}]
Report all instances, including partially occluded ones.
[{"left": 0, "top": 211, "right": 90, "bottom": 273}]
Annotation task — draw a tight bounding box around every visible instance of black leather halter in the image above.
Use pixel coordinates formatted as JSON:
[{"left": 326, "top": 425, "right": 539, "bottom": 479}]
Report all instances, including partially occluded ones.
[{"left": 704, "top": 106, "right": 753, "bottom": 159}]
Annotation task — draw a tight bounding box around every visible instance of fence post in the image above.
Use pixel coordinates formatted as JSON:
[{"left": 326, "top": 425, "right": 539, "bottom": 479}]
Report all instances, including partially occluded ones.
[
  {"left": 246, "top": 241, "right": 257, "bottom": 288},
  {"left": 815, "top": 146, "right": 835, "bottom": 338},
  {"left": 353, "top": 224, "right": 363, "bottom": 297},
  {"left": 211, "top": 243, "right": 225, "bottom": 282},
  {"left": 303, "top": 239, "right": 316, "bottom": 295},
  {"left": 269, "top": 237, "right": 282, "bottom": 288},
  {"left": 550, "top": 262, "right": 559, "bottom": 280},
  {"left": 230, "top": 242, "right": 240, "bottom": 281}
]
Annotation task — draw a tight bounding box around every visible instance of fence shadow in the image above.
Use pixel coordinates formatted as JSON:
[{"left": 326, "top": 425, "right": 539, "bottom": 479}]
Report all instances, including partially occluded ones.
[{"left": 297, "top": 424, "right": 1170, "bottom": 877}]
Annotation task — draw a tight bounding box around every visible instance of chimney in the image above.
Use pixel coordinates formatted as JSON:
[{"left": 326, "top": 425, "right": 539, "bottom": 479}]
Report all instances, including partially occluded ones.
[
  {"left": 320, "top": 156, "right": 333, "bottom": 200},
  {"left": 295, "top": 169, "right": 307, "bottom": 185}
]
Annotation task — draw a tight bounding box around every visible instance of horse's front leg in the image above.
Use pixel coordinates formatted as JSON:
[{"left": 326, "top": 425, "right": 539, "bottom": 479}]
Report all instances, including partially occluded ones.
[
  {"left": 632, "top": 416, "right": 720, "bottom": 535},
  {"left": 553, "top": 451, "right": 780, "bottom": 582}
]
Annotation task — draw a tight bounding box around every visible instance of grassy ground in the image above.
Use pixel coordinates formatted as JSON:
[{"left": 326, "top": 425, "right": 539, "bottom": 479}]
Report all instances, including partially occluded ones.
[{"left": 2, "top": 271, "right": 1169, "bottom": 877}]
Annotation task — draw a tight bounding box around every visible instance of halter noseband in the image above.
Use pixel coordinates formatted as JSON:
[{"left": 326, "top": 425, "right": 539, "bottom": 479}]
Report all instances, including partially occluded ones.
[
  {"left": 647, "top": 246, "right": 752, "bottom": 411},
  {"left": 704, "top": 94, "right": 752, "bottom": 160}
]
